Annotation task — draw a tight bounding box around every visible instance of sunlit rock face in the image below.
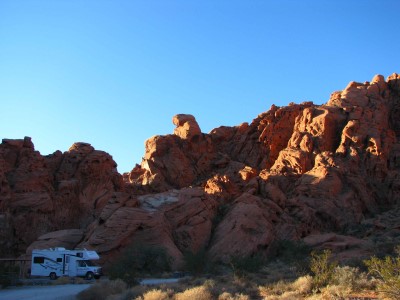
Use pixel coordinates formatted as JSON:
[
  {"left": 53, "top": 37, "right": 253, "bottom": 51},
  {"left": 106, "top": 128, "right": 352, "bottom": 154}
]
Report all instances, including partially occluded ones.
[{"left": 1, "top": 73, "right": 400, "bottom": 267}]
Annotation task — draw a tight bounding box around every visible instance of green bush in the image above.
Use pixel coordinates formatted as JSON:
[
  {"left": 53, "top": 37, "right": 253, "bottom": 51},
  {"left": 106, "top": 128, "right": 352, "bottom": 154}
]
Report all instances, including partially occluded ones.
[
  {"left": 309, "top": 249, "right": 337, "bottom": 290},
  {"left": 108, "top": 244, "right": 171, "bottom": 286},
  {"left": 364, "top": 247, "right": 400, "bottom": 299}
]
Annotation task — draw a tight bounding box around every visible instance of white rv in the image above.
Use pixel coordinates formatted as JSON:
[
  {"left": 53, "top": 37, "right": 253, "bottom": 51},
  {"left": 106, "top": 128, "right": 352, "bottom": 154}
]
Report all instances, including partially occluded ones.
[{"left": 30, "top": 247, "right": 102, "bottom": 280}]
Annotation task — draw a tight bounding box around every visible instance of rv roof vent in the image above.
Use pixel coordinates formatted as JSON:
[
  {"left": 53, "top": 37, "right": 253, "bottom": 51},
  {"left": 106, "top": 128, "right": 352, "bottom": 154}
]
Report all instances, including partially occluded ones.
[{"left": 53, "top": 247, "right": 66, "bottom": 251}]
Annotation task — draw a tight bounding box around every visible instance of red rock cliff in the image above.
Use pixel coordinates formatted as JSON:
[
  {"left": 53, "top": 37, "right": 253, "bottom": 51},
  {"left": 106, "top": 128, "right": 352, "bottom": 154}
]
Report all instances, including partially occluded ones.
[{"left": 1, "top": 73, "right": 399, "bottom": 267}]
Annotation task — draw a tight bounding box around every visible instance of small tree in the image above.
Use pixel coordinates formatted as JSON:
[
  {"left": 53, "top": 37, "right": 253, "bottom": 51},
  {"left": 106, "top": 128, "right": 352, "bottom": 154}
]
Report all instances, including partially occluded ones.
[
  {"left": 364, "top": 246, "right": 400, "bottom": 299},
  {"left": 309, "top": 249, "right": 337, "bottom": 290}
]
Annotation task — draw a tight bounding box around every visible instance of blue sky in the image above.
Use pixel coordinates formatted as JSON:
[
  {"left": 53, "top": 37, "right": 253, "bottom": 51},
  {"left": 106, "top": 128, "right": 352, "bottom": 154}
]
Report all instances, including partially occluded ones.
[{"left": 1, "top": 0, "right": 399, "bottom": 173}]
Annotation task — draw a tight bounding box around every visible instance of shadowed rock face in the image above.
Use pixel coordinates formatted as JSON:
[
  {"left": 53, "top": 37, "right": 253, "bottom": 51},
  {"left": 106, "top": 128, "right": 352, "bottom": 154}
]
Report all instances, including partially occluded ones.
[{"left": 1, "top": 73, "right": 400, "bottom": 267}]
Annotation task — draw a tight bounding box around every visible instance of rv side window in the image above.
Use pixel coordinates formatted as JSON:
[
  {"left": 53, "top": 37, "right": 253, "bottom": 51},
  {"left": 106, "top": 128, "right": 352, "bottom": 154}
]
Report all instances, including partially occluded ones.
[
  {"left": 33, "top": 257, "right": 44, "bottom": 264},
  {"left": 77, "top": 252, "right": 83, "bottom": 258},
  {"left": 77, "top": 260, "right": 86, "bottom": 267},
  {"left": 57, "top": 258, "right": 62, "bottom": 262}
]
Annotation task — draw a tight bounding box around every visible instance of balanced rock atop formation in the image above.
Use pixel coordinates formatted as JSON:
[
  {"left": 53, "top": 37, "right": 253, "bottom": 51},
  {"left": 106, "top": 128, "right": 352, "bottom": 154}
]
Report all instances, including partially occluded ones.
[
  {"left": 172, "top": 114, "right": 202, "bottom": 140},
  {"left": 1, "top": 73, "right": 400, "bottom": 269}
]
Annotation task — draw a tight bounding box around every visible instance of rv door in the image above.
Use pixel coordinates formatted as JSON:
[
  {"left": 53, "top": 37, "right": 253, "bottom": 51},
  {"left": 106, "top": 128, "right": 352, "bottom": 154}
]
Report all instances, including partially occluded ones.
[{"left": 68, "top": 256, "right": 77, "bottom": 276}]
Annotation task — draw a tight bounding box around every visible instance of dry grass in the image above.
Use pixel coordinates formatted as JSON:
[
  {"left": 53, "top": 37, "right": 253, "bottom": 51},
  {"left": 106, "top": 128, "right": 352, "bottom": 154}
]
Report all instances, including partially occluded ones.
[
  {"left": 322, "top": 284, "right": 352, "bottom": 299},
  {"left": 259, "top": 276, "right": 313, "bottom": 300},
  {"left": 259, "top": 280, "right": 290, "bottom": 297},
  {"left": 134, "top": 288, "right": 170, "bottom": 300},
  {"left": 218, "top": 291, "right": 250, "bottom": 300},
  {"left": 268, "top": 291, "right": 303, "bottom": 300},
  {"left": 174, "top": 285, "right": 213, "bottom": 300}
]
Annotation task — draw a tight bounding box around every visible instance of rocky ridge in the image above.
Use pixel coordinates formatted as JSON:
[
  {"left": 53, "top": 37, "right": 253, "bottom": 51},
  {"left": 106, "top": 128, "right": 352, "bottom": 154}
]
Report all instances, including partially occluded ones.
[{"left": 0, "top": 74, "right": 399, "bottom": 268}]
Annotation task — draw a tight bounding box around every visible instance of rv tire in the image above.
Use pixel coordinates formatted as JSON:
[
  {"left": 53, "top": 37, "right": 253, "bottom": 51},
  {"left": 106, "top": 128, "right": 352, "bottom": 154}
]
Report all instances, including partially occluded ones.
[
  {"left": 85, "top": 271, "right": 94, "bottom": 280},
  {"left": 49, "top": 272, "right": 57, "bottom": 280}
]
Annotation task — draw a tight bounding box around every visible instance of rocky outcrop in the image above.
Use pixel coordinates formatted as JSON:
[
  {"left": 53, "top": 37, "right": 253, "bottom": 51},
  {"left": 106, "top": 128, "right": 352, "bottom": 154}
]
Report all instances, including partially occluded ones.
[
  {"left": 0, "top": 140, "right": 122, "bottom": 255},
  {"left": 1, "top": 73, "right": 399, "bottom": 269}
]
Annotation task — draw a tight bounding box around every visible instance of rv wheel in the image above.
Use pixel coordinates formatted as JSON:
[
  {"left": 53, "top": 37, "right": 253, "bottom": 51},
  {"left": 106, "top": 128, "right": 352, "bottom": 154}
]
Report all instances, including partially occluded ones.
[
  {"left": 85, "top": 271, "right": 94, "bottom": 280},
  {"left": 49, "top": 272, "right": 57, "bottom": 280}
]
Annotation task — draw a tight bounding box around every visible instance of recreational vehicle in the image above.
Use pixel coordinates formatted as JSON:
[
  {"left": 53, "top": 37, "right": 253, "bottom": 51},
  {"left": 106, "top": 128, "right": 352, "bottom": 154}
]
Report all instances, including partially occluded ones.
[{"left": 30, "top": 247, "right": 102, "bottom": 280}]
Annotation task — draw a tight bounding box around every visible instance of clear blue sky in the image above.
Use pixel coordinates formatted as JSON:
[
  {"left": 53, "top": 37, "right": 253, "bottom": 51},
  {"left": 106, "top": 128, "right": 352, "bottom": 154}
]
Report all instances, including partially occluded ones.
[{"left": 1, "top": 0, "right": 399, "bottom": 173}]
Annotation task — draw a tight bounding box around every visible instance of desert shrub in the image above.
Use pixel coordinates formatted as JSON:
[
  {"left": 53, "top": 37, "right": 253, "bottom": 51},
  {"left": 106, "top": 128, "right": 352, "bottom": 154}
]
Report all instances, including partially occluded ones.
[
  {"left": 258, "top": 276, "right": 311, "bottom": 299},
  {"left": 77, "top": 279, "right": 127, "bottom": 300},
  {"left": 291, "top": 275, "right": 313, "bottom": 295},
  {"left": 231, "top": 294, "right": 249, "bottom": 300},
  {"left": 320, "top": 284, "right": 351, "bottom": 299},
  {"left": 175, "top": 285, "right": 213, "bottom": 300},
  {"left": 108, "top": 244, "right": 171, "bottom": 286},
  {"left": 330, "top": 265, "right": 372, "bottom": 292},
  {"left": 203, "top": 278, "right": 216, "bottom": 289},
  {"left": 218, "top": 292, "right": 250, "bottom": 300},
  {"left": 309, "top": 249, "right": 337, "bottom": 290},
  {"left": 134, "top": 288, "right": 170, "bottom": 300},
  {"left": 258, "top": 280, "right": 293, "bottom": 298},
  {"left": 263, "top": 291, "right": 301, "bottom": 300},
  {"left": 218, "top": 292, "right": 234, "bottom": 300},
  {"left": 364, "top": 247, "right": 400, "bottom": 299}
]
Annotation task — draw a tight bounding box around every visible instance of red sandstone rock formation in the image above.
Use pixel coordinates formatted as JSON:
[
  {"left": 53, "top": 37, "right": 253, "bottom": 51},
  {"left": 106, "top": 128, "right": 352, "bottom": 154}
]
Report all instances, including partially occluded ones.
[
  {"left": 0, "top": 73, "right": 399, "bottom": 268},
  {"left": 0, "top": 140, "right": 122, "bottom": 255}
]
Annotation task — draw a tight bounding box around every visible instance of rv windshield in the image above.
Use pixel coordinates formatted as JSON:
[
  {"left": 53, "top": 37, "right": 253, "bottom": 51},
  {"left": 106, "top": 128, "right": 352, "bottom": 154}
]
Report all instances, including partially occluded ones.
[{"left": 84, "top": 260, "right": 98, "bottom": 266}]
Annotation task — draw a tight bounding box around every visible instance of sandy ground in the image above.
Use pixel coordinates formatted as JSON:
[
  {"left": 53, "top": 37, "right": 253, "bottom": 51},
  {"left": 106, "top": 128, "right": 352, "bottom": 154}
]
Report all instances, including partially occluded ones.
[{"left": 0, "top": 284, "right": 92, "bottom": 300}]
